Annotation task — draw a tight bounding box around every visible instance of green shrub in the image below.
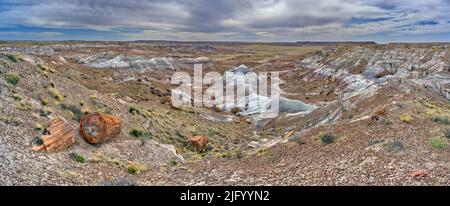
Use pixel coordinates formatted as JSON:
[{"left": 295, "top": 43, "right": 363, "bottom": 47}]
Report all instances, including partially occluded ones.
[
  {"left": 70, "top": 153, "right": 86, "bottom": 163},
  {"left": 41, "top": 98, "right": 49, "bottom": 106},
  {"left": 6, "top": 54, "right": 18, "bottom": 63},
  {"left": 3, "top": 72, "right": 21, "bottom": 86},
  {"left": 171, "top": 160, "right": 178, "bottom": 166},
  {"left": 428, "top": 137, "right": 448, "bottom": 149},
  {"left": 129, "top": 106, "right": 140, "bottom": 115},
  {"left": 12, "top": 94, "right": 22, "bottom": 101},
  {"left": 320, "top": 134, "right": 337, "bottom": 144},
  {"left": 129, "top": 128, "right": 144, "bottom": 137}
]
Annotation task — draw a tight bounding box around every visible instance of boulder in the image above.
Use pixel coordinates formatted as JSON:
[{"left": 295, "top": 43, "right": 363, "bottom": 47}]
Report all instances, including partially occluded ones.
[
  {"left": 80, "top": 112, "right": 121, "bottom": 144},
  {"left": 230, "top": 107, "right": 240, "bottom": 114},
  {"left": 32, "top": 117, "right": 76, "bottom": 151},
  {"left": 190, "top": 136, "right": 209, "bottom": 152}
]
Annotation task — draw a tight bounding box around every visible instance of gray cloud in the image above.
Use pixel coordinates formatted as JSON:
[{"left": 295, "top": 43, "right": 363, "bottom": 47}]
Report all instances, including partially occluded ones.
[{"left": 0, "top": 0, "right": 449, "bottom": 41}]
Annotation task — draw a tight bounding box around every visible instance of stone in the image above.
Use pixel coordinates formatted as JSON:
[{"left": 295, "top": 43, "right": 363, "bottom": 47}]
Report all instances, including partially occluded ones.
[{"left": 230, "top": 107, "right": 240, "bottom": 114}]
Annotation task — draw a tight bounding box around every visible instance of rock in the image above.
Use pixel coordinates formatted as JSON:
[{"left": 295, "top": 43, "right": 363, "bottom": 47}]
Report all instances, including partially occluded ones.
[
  {"left": 410, "top": 170, "right": 427, "bottom": 178},
  {"left": 160, "top": 95, "right": 172, "bottom": 105},
  {"left": 213, "top": 105, "right": 222, "bottom": 113},
  {"left": 285, "top": 131, "right": 295, "bottom": 138},
  {"left": 190, "top": 136, "right": 209, "bottom": 152},
  {"left": 230, "top": 107, "right": 240, "bottom": 114},
  {"left": 32, "top": 117, "right": 76, "bottom": 152},
  {"left": 248, "top": 141, "right": 259, "bottom": 148},
  {"left": 79, "top": 112, "right": 121, "bottom": 144}
]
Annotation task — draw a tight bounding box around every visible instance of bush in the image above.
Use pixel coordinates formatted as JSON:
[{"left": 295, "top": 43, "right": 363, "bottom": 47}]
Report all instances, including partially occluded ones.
[
  {"left": 12, "top": 94, "right": 22, "bottom": 101},
  {"left": 129, "top": 106, "right": 139, "bottom": 115},
  {"left": 400, "top": 114, "right": 412, "bottom": 124},
  {"left": 60, "top": 104, "right": 83, "bottom": 122},
  {"left": 3, "top": 72, "right": 21, "bottom": 86},
  {"left": 320, "top": 134, "right": 336, "bottom": 144},
  {"left": 129, "top": 128, "right": 144, "bottom": 137},
  {"left": 41, "top": 98, "right": 49, "bottom": 106},
  {"left": 48, "top": 87, "right": 63, "bottom": 101},
  {"left": 171, "top": 160, "right": 178, "bottom": 166},
  {"left": 6, "top": 54, "right": 18, "bottom": 63},
  {"left": 428, "top": 137, "right": 448, "bottom": 149},
  {"left": 431, "top": 114, "right": 450, "bottom": 124},
  {"left": 70, "top": 153, "right": 85, "bottom": 163},
  {"left": 127, "top": 163, "right": 147, "bottom": 174},
  {"left": 17, "top": 102, "right": 32, "bottom": 111}
]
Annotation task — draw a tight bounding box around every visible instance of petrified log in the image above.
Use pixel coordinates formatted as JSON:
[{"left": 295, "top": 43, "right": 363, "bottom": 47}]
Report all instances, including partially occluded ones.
[
  {"left": 32, "top": 117, "right": 76, "bottom": 152},
  {"left": 79, "top": 112, "right": 121, "bottom": 144},
  {"left": 190, "top": 136, "right": 209, "bottom": 152}
]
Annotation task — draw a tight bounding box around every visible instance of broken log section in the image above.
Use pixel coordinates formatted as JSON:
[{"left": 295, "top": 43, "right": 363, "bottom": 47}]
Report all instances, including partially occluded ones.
[{"left": 79, "top": 112, "right": 121, "bottom": 144}]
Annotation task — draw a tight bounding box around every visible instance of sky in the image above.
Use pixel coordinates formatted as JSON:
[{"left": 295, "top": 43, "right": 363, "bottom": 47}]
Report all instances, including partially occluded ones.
[{"left": 0, "top": 0, "right": 449, "bottom": 43}]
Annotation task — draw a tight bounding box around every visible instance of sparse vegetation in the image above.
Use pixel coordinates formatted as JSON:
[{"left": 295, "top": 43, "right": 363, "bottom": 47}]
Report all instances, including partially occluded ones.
[
  {"left": 129, "top": 106, "right": 139, "bottom": 115},
  {"left": 17, "top": 102, "right": 32, "bottom": 111},
  {"left": 60, "top": 104, "right": 83, "bottom": 122},
  {"left": 400, "top": 114, "right": 412, "bottom": 124},
  {"left": 41, "top": 98, "right": 49, "bottom": 106},
  {"left": 431, "top": 114, "right": 450, "bottom": 124},
  {"left": 48, "top": 87, "right": 63, "bottom": 101},
  {"left": 3, "top": 72, "right": 21, "bottom": 86},
  {"left": 12, "top": 94, "right": 22, "bottom": 101},
  {"left": 127, "top": 162, "right": 147, "bottom": 174},
  {"left": 171, "top": 160, "right": 178, "bottom": 166},
  {"left": 39, "top": 108, "right": 53, "bottom": 117},
  {"left": 37, "top": 64, "right": 48, "bottom": 71},
  {"left": 70, "top": 153, "right": 86, "bottom": 163},
  {"left": 129, "top": 128, "right": 144, "bottom": 137},
  {"left": 320, "top": 134, "right": 337, "bottom": 144},
  {"left": 6, "top": 54, "right": 18, "bottom": 63},
  {"left": 428, "top": 137, "right": 448, "bottom": 149}
]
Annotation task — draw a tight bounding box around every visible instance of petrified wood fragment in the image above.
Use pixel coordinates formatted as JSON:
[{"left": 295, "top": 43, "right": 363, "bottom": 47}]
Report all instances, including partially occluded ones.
[{"left": 32, "top": 117, "right": 76, "bottom": 152}]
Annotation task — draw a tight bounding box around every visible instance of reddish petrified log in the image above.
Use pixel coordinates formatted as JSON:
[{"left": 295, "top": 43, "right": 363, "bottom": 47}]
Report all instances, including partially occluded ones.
[
  {"left": 190, "top": 136, "right": 209, "bottom": 152},
  {"left": 32, "top": 117, "right": 76, "bottom": 152},
  {"left": 79, "top": 112, "right": 121, "bottom": 144}
]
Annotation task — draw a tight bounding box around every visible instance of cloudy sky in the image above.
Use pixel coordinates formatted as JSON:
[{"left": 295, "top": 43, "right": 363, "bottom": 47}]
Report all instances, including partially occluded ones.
[{"left": 0, "top": 0, "right": 449, "bottom": 42}]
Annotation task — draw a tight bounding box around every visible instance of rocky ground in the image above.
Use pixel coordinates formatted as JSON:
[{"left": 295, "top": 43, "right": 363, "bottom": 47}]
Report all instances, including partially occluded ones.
[{"left": 0, "top": 41, "right": 449, "bottom": 185}]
